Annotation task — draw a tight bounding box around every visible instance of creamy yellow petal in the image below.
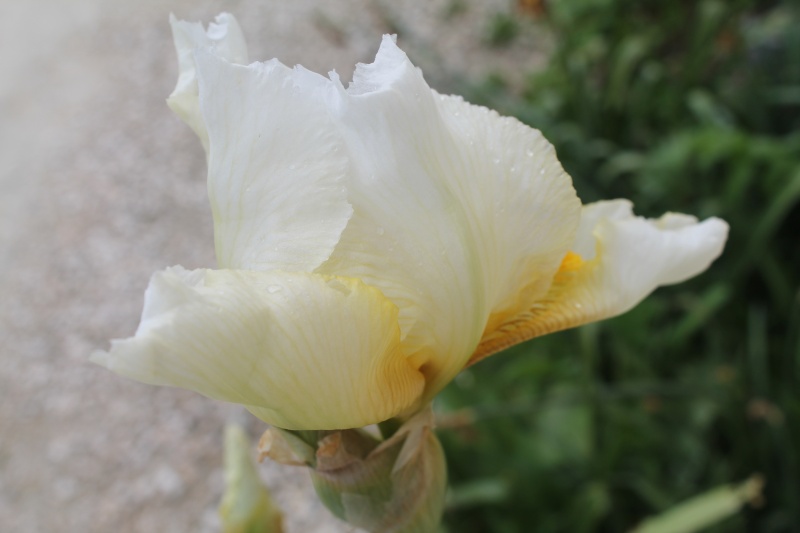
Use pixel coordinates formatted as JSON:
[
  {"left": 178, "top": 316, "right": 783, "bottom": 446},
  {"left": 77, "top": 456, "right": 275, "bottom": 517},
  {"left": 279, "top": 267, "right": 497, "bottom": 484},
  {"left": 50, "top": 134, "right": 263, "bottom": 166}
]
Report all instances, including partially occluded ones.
[
  {"left": 316, "top": 37, "right": 580, "bottom": 399},
  {"left": 194, "top": 53, "right": 353, "bottom": 273},
  {"left": 434, "top": 93, "right": 581, "bottom": 345},
  {"left": 317, "top": 38, "right": 486, "bottom": 395},
  {"left": 470, "top": 201, "right": 729, "bottom": 364},
  {"left": 92, "top": 267, "right": 424, "bottom": 430},
  {"left": 167, "top": 13, "right": 248, "bottom": 151}
]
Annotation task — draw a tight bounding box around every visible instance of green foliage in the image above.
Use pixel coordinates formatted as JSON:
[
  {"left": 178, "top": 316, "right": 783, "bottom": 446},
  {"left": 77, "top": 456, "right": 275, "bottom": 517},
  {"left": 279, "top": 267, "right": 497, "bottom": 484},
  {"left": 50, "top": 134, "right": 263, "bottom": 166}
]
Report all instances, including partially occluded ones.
[
  {"left": 220, "top": 424, "right": 283, "bottom": 533},
  {"left": 486, "top": 12, "right": 520, "bottom": 48},
  {"left": 440, "top": 1, "right": 800, "bottom": 532},
  {"left": 632, "top": 476, "right": 764, "bottom": 533}
]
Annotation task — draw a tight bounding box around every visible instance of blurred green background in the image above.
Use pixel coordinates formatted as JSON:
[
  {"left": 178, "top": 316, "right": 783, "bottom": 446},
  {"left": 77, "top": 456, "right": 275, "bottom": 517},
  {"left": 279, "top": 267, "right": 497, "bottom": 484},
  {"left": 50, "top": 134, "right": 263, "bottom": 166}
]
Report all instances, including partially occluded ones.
[{"left": 435, "top": 1, "right": 800, "bottom": 531}]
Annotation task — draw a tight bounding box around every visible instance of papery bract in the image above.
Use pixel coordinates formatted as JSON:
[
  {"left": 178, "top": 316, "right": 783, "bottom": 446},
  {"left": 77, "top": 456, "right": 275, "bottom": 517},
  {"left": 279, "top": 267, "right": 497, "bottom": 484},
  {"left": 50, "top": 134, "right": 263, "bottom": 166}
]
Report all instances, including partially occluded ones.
[{"left": 93, "top": 13, "right": 728, "bottom": 431}]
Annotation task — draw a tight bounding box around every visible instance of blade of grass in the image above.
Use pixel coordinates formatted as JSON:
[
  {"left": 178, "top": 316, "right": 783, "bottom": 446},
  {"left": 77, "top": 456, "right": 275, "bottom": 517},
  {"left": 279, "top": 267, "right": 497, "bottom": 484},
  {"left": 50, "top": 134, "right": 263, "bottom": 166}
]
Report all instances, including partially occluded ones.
[{"left": 631, "top": 475, "right": 763, "bottom": 533}]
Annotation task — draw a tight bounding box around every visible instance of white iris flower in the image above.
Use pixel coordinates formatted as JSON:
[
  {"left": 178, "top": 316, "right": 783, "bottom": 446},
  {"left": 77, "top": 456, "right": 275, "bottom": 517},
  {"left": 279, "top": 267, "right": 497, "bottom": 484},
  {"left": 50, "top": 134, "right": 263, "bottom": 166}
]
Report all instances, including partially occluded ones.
[{"left": 93, "top": 14, "right": 728, "bottom": 431}]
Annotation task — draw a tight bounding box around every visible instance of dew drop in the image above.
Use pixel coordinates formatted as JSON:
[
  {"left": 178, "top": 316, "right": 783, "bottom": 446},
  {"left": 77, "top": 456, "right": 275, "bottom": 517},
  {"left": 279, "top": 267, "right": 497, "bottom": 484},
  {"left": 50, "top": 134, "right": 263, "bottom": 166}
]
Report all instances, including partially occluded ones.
[
  {"left": 376, "top": 226, "right": 385, "bottom": 236},
  {"left": 526, "top": 148, "right": 535, "bottom": 157},
  {"left": 267, "top": 285, "right": 282, "bottom": 294}
]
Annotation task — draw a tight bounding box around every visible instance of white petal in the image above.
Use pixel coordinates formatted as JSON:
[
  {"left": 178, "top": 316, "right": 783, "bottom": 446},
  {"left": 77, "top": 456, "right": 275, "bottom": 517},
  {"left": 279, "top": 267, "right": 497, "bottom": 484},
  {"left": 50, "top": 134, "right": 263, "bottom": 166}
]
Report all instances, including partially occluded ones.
[
  {"left": 195, "top": 53, "right": 353, "bottom": 272},
  {"left": 471, "top": 203, "right": 729, "bottom": 363},
  {"left": 92, "top": 267, "right": 425, "bottom": 430},
  {"left": 434, "top": 93, "right": 581, "bottom": 341},
  {"left": 316, "top": 37, "right": 580, "bottom": 396},
  {"left": 595, "top": 211, "right": 728, "bottom": 287},
  {"left": 167, "top": 13, "right": 248, "bottom": 151},
  {"left": 572, "top": 199, "right": 633, "bottom": 259}
]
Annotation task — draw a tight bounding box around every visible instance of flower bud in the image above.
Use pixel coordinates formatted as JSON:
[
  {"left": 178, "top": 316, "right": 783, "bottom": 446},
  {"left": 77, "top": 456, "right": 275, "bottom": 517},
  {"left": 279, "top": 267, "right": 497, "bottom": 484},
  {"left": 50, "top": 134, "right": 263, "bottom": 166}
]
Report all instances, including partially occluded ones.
[{"left": 309, "top": 408, "right": 447, "bottom": 533}]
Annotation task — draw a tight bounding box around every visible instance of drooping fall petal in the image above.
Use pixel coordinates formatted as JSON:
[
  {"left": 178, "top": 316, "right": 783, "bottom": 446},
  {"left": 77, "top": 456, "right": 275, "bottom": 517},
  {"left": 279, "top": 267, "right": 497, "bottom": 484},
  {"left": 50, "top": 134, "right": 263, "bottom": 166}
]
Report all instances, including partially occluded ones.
[
  {"left": 92, "top": 267, "right": 424, "bottom": 430},
  {"left": 471, "top": 200, "right": 729, "bottom": 364}
]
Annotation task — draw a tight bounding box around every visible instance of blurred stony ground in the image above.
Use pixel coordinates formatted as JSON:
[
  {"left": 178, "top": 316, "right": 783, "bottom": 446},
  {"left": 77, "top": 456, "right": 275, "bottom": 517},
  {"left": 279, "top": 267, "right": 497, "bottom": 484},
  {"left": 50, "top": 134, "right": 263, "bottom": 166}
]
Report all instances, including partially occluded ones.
[{"left": 0, "top": 1, "right": 547, "bottom": 531}]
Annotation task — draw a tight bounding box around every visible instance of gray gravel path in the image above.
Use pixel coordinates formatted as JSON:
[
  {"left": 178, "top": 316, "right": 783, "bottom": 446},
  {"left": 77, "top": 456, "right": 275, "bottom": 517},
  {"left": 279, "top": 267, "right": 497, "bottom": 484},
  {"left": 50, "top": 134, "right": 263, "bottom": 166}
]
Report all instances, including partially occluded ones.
[{"left": 0, "top": 1, "right": 547, "bottom": 531}]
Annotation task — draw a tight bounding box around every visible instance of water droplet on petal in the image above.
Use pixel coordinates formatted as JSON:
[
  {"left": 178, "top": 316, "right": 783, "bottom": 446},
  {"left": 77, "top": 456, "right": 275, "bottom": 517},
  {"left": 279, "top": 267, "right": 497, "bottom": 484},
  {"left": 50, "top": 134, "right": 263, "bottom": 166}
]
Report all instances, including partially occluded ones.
[
  {"left": 376, "top": 226, "right": 385, "bottom": 236},
  {"left": 526, "top": 148, "right": 535, "bottom": 157},
  {"left": 267, "top": 285, "right": 282, "bottom": 294}
]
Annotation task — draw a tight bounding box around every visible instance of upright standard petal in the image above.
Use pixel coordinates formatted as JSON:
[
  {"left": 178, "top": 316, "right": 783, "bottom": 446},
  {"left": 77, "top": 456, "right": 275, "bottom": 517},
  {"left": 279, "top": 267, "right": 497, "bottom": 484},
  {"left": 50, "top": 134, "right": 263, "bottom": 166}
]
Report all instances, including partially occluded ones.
[
  {"left": 434, "top": 94, "right": 581, "bottom": 346},
  {"left": 92, "top": 267, "right": 425, "bottom": 430},
  {"left": 470, "top": 200, "right": 729, "bottom": 364},
  {"left": 167, "top": 13, "right": 248, "bottom": 151},
  {"left": 195, "top": 53, "right": 353, "bottom": 273},
  {"left": 316, "top": 36, "right": 580, "bottom": 397}
]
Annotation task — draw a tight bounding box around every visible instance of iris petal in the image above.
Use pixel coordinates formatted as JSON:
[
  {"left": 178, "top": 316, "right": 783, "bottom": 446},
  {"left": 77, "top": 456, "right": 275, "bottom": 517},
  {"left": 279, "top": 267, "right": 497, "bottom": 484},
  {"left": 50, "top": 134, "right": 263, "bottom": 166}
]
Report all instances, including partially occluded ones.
[
  {"left": 92, "top": 267, "right": 425, "bottom": 430},
  {"left": 471, "top": 201, "right": 728, "bottom": 364},
  {"left": 311, "top": 37, "right": 580, "bottom": 398},
  {"left": 167, "top": 13, "right": 248, "bottom": 151},
  {"left": 195, "top": 53, "right": 353, "bottom": 273}
]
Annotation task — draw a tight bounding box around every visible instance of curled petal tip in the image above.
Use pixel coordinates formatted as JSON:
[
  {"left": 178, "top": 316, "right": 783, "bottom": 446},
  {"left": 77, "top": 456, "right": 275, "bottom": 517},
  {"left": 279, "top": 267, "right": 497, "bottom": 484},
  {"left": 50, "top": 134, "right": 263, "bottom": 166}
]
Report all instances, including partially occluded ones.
[
  {"left": 349, "top": 34, "right": 411, "bottom": 95},
  {"left": 470, "top": 204, "right": 729, "bottom": 364}
]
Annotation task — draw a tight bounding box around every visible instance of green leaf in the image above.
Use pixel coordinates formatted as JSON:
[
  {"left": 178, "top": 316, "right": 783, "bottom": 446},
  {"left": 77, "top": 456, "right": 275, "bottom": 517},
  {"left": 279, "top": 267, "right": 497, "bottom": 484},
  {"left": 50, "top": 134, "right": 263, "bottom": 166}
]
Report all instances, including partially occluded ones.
[
  {"left": 219, "top": 424, "right": 283, "bottom": 533},
  {"left": 631, "top": 476, "right": 763, "bottom": 533}
]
